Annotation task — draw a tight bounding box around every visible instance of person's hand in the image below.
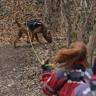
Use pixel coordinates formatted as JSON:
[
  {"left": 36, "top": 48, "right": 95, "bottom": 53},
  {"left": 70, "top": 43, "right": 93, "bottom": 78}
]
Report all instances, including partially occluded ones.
[{"left": 41, "top": 58, "right": 56, "bottom": 71}]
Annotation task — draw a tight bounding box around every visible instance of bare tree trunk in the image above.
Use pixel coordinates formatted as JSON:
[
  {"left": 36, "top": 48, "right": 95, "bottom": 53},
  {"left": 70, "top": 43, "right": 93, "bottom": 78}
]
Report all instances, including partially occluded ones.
[
  {"left": 43, "top": 0, "right": 61, "bottom": 32},
  {"left": 87, "top": 23, "right": 96, "bottom": 65},
  {"left": 75, "top": 0, "right": 96, "bottom": 65},
  {"left": 43, "top": 0, "right": 96, "bottom": 54},
  {"left": 66, "top": 20, "right": 72, "bottom": 47},
  {"left": 61, "top": 0, "right": 72, "bottom": 47}
]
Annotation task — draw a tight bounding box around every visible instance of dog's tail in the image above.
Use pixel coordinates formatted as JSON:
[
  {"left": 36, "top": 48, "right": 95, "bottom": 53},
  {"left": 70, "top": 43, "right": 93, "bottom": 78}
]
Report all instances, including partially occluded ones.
[{"left": 15, "top": 19, "right": 22, "bottom": 27}]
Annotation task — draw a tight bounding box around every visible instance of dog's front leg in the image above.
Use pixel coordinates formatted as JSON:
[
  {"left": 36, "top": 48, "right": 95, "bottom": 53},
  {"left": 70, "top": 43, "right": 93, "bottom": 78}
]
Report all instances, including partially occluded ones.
[
  {"left": 26, "top": 32, "right": 30, "bottom": 43},
  {"left": 31, "top": 32, "right": 35, "bottom": 42},
  {"left": 35, "top": 34, "right": 41, "bottom": 43}
]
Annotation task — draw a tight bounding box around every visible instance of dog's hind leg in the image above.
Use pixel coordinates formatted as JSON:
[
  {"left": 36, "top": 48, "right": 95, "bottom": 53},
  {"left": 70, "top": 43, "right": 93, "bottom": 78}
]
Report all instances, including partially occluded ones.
[{"left": 14, "top": 31, "right": 23, "bottom": 48}]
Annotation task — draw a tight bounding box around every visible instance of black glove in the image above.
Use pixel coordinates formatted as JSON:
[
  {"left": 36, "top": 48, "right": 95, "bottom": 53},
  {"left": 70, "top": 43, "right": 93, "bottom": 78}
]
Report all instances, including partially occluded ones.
[{"left": 41, "top": 58, "right": 55, "bottom": 71}]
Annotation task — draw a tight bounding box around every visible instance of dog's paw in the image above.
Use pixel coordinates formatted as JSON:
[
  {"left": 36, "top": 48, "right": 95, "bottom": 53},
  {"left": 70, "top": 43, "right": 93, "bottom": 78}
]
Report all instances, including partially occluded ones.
[
  {"left": 13, "top": 44, "right": 17, "bottom": 48},
  {"left": 14, "top": 46, "right": 17, "bottom": 48}
]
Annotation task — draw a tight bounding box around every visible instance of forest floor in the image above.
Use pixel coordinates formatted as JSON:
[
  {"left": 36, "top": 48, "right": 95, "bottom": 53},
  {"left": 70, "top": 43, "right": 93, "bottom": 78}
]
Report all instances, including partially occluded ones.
[
  {"left": 0, "top": 35, "right": 95, "bottom": 96},
  {"left": 0, "top": 36, "right": 66, "bottom": 96},
  {"left": 0, "top": 43, "right": 43, "bottom": 96}
]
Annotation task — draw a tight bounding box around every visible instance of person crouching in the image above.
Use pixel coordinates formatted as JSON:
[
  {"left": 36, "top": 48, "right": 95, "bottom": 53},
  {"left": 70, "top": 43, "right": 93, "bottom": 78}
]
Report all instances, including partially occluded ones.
[{"left": 41, "top": 41, "right": 87, "bottom": 96}]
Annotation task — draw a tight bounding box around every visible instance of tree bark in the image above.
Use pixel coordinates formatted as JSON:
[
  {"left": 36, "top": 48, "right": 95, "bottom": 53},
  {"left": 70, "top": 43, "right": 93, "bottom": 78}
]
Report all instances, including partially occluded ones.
[{"left": 87, "top": 23, "right": 96, "bottom": 65}]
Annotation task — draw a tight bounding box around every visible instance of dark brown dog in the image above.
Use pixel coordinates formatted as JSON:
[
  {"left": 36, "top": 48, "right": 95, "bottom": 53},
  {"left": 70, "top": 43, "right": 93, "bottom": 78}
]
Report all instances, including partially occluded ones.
[{"left": 14, "top": 19, "right": 52, "bottom": 48}]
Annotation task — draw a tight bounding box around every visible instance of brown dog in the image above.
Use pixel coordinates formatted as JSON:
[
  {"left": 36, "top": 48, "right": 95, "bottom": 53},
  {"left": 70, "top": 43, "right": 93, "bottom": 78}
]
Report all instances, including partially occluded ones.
[{"left": 14, "top": 19, "right": 52, "bottom": 48}]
